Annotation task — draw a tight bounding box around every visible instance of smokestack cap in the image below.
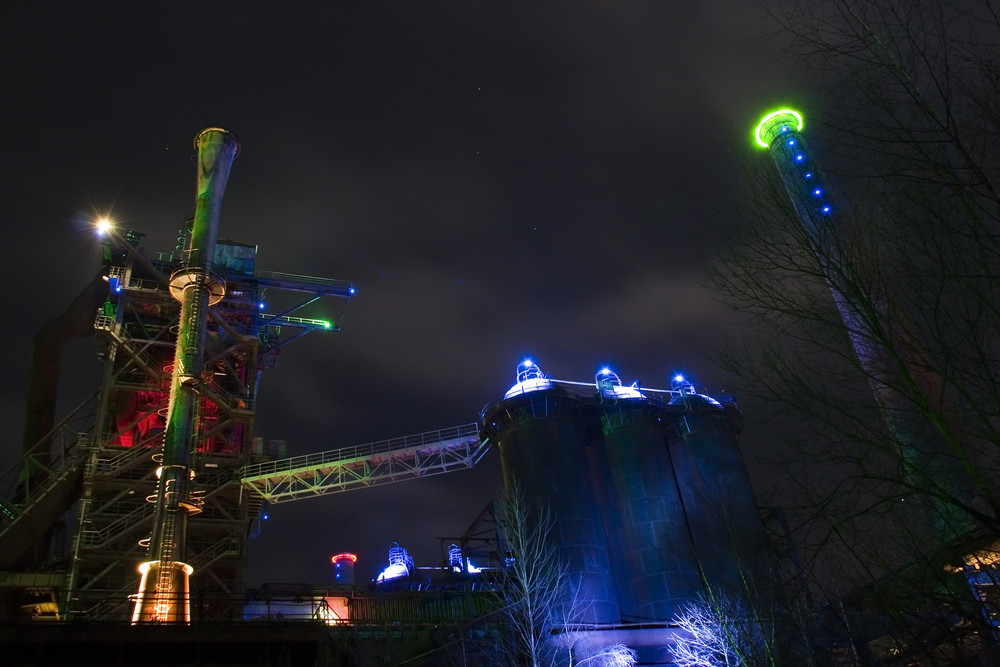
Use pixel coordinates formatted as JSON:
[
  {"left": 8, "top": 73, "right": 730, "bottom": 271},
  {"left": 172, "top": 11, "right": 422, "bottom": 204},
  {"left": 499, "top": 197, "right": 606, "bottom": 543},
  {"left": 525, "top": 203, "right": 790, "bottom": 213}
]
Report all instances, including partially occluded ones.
[{"left": 194, "top": 127, "right": 241, "bottom": 157}]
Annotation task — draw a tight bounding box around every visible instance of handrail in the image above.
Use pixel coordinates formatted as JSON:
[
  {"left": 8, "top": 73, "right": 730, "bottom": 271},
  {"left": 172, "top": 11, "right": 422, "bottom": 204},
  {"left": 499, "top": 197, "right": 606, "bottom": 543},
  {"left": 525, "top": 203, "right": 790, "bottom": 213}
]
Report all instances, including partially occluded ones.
[
  {"left": 255, "top": 269, "right": 354, "bottom": 291},
  {"left": 0, "top": 446, "right": 88, "bottom": 532},
  {"left": 90, "top": 441, "right": 163, "bottom": 476},
  {"left": 79, "top": 467, "right": 233, "bottom": 549},
  {"left": 198, "top": 382, "right": 255, "bottom": 414},
  {"left": 80, "top": 503, "right": 153, "bottom": 549},
  {"left": 240, "top": 423, "right": 480, "bottom": 481},
  {"left": 107, "top": 266, "right": 166, "bottom": 293},
  {"left": 0, "top": 392, "right": 99, "bottom": 492},
  {"left": 189, "top": 534, "right": 243, "bottom": 570}
]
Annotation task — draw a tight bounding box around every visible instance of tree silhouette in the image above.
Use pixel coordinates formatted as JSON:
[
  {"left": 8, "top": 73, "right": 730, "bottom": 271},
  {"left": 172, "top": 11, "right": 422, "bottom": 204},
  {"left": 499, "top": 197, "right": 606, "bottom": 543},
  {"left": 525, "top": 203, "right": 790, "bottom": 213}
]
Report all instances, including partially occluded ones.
[
  {"left": 493, "top": 481, "right": 636, "bottom": 667},
  {"left": 712, "top": 0, "right": 1000, "bottom": 661}
]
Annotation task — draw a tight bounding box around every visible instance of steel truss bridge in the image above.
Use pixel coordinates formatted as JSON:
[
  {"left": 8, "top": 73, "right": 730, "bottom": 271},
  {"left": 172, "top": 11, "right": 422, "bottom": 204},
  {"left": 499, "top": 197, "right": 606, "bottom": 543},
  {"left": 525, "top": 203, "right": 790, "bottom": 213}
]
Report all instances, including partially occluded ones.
[
  {"left": 238, "top": 423, "right": 490, "bottom": 503},
  {"left": 1, "top": 423, "right": 490, "bottom": 557}
]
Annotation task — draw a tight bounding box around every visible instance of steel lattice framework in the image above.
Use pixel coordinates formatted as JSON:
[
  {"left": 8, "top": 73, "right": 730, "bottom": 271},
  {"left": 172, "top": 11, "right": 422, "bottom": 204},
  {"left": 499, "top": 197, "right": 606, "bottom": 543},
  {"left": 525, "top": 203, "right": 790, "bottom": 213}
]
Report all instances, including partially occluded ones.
[{"left": 239, "top": 424, "right": 489, "bottom": 503}]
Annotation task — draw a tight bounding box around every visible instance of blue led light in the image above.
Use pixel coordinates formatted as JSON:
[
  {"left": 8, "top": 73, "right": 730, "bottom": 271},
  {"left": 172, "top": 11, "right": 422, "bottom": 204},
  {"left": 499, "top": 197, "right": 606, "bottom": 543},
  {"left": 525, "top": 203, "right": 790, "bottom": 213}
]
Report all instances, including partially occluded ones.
[
  {"left": 788, "top": 139, "right": 795, "bottom": 146},
  {"left": 822, "top": 206, "right": 832, "bottom": 213},
  {"left": 813, "top": 188, "right": 822, "bottom": 196},
  {"left": 795, "top": 154, "right": 804, "bottom": 162},
  {"left": 349, "top": 287, "right": 356, "bottom": 295},
  {"left": 674, "top": 374, "right": 685, "bottom": 383},
  {"left": 804, "top": 172, "right": 812, "bottom": 178},
  {"left": 781, "top": 126, "right": 788, "bottom": 133},
  {"left": 258, "top": 302, "right": 265, "bottom": 309}
]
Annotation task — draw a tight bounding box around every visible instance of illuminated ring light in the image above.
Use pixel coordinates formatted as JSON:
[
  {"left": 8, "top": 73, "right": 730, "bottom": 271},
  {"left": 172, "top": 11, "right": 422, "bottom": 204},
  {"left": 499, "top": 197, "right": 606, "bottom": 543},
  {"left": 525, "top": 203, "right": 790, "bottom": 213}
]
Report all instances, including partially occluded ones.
[
  {"left": 754, "top": 109, "right": 804, "bottom": 148},
  {"left": 331, "top": 553, "right": 358, "bottom": 564}
]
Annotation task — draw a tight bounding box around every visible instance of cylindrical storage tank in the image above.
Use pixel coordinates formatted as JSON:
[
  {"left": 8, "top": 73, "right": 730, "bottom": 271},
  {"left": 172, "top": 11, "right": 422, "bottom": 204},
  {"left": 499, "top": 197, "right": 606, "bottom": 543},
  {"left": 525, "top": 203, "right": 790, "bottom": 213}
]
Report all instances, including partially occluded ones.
[
  {"left": 482, "top": 388, "right": 620, "bottom": 624},
  {"left": 596, "top": 401, "right": 701, "bottom": 622},
  {"left": 664, "top": 393, "right": 771, "bottom": 597}
]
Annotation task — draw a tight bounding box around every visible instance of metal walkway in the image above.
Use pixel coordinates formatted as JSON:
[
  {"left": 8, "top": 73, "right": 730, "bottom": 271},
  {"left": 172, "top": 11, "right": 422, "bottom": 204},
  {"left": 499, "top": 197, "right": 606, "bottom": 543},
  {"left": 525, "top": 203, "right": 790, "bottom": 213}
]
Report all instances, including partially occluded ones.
[
  {"left": 238, "top": 423, "right": 490, "bottom": 503},
  {"left": 0, "top": 449, "right": 88, "bottom": 569},
  {"left": 0, "top": 393, "right": 99, "bottom": 569}
]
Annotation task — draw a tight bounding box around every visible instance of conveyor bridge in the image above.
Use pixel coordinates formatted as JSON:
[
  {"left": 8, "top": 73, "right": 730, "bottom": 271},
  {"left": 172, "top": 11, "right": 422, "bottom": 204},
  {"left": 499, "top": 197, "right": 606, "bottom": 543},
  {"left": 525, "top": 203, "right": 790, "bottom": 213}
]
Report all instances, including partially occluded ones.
[
  {"left": 239, "top": 423, "right": 489, "bottom": 503},
  {"left": 1, "top": 421, "right": 489, "bottom": 570}
]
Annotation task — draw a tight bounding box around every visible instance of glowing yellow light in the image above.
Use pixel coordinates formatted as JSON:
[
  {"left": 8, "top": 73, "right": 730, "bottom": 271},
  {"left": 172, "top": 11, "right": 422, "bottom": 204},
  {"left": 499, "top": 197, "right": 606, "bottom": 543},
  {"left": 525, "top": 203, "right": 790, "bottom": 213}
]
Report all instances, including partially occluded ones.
[
  {"left": 154, "top": 603, "right": 172, "bottom": 620},
  {"left": 754, "top": 109, "right": 804, "bottom": 148},
  {"left": 96, "top": 217, "right": 113, "bottom": 235}
]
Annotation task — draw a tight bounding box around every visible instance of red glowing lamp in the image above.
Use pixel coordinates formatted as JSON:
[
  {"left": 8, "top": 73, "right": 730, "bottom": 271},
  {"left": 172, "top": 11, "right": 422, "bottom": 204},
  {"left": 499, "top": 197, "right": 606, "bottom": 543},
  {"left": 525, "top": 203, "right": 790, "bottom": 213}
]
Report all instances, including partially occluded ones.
[{"left": 332, "top": 552, "right": 358, "bottom": 564}]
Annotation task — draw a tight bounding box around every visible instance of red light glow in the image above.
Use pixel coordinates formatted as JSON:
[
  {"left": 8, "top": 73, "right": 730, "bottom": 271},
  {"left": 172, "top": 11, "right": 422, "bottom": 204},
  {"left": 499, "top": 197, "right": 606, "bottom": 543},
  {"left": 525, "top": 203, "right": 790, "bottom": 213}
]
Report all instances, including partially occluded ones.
[{"left": 332, "top": 552, "right": 358, "bottom": 564}]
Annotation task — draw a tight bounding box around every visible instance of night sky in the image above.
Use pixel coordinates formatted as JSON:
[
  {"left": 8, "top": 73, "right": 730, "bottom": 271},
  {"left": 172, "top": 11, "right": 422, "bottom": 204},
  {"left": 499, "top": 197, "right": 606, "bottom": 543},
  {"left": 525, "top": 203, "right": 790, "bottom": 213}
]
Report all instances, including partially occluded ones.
[{"left": 2, "top": 2, "right": 802, "bottom": 584}]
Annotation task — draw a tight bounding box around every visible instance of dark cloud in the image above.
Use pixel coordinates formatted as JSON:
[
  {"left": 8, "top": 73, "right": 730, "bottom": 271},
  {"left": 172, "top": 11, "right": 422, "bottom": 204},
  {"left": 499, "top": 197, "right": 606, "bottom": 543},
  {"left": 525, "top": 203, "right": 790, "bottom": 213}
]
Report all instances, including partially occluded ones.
[{"left": 2, "top": 1, "right": 799, "bottom": 583}]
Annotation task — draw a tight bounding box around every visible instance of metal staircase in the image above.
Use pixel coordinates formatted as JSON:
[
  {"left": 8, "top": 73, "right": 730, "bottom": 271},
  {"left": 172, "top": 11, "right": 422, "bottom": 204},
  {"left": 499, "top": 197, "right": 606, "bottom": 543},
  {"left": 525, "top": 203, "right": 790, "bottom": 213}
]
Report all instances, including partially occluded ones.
[
  {"left": 0, "top": 394, "right": 100, "bottom": 569},
  {"left": 76, "top": 534, "right": 245, "bottom": 621}
]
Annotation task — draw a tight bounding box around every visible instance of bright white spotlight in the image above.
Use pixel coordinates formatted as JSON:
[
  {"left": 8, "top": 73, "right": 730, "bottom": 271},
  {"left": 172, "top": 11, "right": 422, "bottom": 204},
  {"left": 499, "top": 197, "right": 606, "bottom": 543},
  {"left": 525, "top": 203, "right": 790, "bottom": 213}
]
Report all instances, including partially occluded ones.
[{"left": 96, "top": 218, "right": 112, "bottom": 235}]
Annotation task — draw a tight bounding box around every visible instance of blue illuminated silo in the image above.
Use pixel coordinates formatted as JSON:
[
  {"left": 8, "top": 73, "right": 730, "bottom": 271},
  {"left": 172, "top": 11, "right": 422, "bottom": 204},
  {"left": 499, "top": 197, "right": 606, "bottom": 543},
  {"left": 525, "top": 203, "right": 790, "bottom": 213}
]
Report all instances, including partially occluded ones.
[
  {"left": 596, "top": 394, "right": 701, "bottom": 622},
  {"left": 664, "top": 387, "right": 771, "bottom": 594},
  {"left": 480, "top": 361, "right": 620, "bottom": 624}
]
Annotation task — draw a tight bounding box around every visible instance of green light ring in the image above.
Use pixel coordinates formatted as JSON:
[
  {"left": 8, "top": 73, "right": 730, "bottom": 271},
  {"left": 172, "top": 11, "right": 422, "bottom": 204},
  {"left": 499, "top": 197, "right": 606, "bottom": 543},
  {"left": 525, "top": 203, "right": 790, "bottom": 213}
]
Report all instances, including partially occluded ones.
[{"left": 754, "top": 109, "right": 804, "bottom": 148}]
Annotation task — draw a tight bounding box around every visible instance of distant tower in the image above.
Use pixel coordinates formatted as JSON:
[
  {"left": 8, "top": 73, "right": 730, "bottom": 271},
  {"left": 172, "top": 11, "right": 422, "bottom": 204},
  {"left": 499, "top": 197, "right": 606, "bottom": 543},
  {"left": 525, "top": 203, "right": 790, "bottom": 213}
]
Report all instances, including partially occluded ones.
[
  {"left": 331, "top": 553, "right": 357, "bottom": 585},
  {"left": 754, "top": 109, "right": 975, "bottom": 539},
  {"left": 448, "top": 543, "right": 463, "bottom": 572}
]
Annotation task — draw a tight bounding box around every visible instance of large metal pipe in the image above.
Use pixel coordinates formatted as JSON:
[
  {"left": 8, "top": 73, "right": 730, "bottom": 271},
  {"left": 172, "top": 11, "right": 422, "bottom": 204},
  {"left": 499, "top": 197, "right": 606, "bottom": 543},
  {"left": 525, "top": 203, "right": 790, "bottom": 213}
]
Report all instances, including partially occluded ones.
[{"left": 132, "top": 128, "right": 239, "bottom": 624}]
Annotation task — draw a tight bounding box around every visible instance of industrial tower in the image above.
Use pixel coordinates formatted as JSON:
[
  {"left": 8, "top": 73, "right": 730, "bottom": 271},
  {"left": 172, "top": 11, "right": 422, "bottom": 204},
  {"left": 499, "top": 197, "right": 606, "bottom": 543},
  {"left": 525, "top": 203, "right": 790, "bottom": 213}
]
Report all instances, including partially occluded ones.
[
  {"left": 0, "top": 125, "right": 779, "bottom": 665},
  {"left": 0, "top": 128, "right": 355, "bottom": 621},
  {"left": 754, "top": 109, "right": 978, "bottom": 542},
  {"left": 754, "top": 110, "right": 1000, "bottom": 651}
]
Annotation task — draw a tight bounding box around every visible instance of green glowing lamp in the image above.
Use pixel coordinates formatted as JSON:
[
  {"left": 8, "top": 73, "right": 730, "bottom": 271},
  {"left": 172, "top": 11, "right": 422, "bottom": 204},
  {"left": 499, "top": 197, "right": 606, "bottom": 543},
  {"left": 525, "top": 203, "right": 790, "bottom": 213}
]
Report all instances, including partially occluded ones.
[{"left": 754, "top": 109, "right": 804, "bottom": 148}]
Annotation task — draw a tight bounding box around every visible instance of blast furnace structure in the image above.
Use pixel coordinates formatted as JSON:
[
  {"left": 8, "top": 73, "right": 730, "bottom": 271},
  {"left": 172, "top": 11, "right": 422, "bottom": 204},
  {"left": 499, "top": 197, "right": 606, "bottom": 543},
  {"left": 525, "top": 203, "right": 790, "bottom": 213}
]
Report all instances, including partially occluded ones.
[
  {"left": 0, "top": 128, "right": 355, "bottom": 622},
  {"left": 0, "top": 124, "right": 778, "bottom": 665}
]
